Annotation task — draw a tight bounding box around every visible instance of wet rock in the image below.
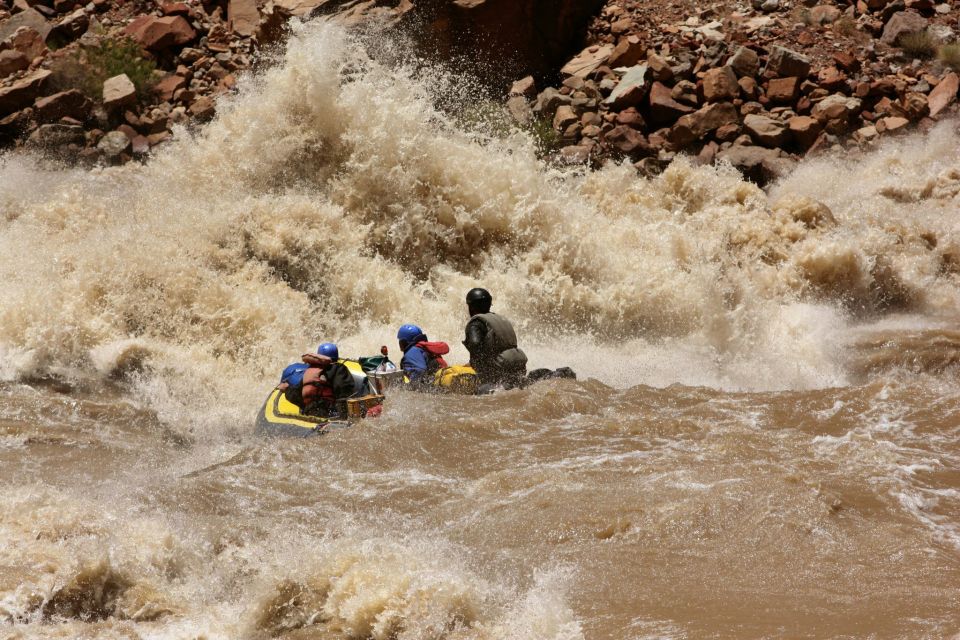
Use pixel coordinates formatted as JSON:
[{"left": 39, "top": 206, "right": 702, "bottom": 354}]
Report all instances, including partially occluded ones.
[
  {"left": 767, "top": 76, "right": 800, "bottom": 103},
  {"left": 728, "top": 46, "right": 759, "bottom": 78},
  {"left": 879, "top": 115, "right": 909, "bottom": 132},
  {"left": 604, "top": 63, "right": 648, "bottom": 109},
  {"left": 27, "top": 122, "right": 85, "bottom": 147},
  {"left": 0, "top": 49, "right": 30, "bottom": 76},
  {"left": 0, "top": 106, "right": 33, "bottom": 144},
  {"left": 188, "top": 95, "right": 215, "bottom": 120},
  {"left": 880, "top": 11, "right": 928, "bottom": 45},
  {"left": 788, "top": 115, "right": 822, "bottom": 149},
  {"left": 855, "top": 124, "right": 879, "bottom": 141},
  {"left": 124, "top": 15, "right": 197, "bottom": 51},
  {"left": 228, "top": 0, "right": 259, "bottom": 36},
  {"left": 103, "top": 74, "right": 136, "bottom": 110},
  {"left": 553, "top": 104, "right": 578, "bottom": 130},
  {"left": 670, "top": 101, "right": 738, "bottom": 146},
  {"left": 510, "top": 76, "right": 536, "bottom": 99},
  {"left": 506, "top": 95, "right": 532, "bottom": 125},
  {"left": 743, "top": 113, "right": 789, "bottom": 147},
  {"left": 533, "top": 87, "right": 572, "bottom": 117},
  {"left": 718, "top": 145, "right": 794, "bottom": 185},
  {"left": 33, "top": 89, "right": 91, "bottom": 123},
  {"left": 604, "top": 124, "right": 653, "bottom": 157},
  {"left": 702, "top": 66, "right": 738, "bottom": 102},
  {"left": 96, "top": 129, "right": 130, "bottom": 158},
  {"left": 765, "top": 46, "right": 811, "bottom": 78},
  {"left": 0, "top": 68, "right": 50, "bottom": 116},
  {"left": 648, "top": 81, "right": 694, "bottom": 125},
  {"left": 927, "top": 72, "right": 958, "bottom": 117}
]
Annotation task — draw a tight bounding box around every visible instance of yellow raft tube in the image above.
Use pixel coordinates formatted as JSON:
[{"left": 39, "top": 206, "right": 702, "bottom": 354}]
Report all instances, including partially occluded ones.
[{"left": 255, "top": 359, "right": 479, "bottom": 436}]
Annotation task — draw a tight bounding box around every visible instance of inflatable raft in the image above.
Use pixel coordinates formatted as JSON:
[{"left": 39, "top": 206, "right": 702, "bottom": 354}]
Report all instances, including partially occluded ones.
[{"left": 255, "top": 355, "right": 482, "bottom": 436}]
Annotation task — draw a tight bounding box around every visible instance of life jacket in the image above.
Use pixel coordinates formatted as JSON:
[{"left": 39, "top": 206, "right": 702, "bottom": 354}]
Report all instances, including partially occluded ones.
[
  {"left": 470, "top": 313, "right": 527, "bottom": 374},
  {"left": 415, "top": 341, "right": 449, "bottom": 372},
  {"left": 284, "top": 366, "right": 336, "bottom": 415}
]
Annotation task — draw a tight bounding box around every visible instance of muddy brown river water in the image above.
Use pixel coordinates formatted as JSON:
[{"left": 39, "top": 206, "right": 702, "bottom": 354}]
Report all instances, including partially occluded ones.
[{"left": 2, "top": 21, "right": 959, "bottom": 640}]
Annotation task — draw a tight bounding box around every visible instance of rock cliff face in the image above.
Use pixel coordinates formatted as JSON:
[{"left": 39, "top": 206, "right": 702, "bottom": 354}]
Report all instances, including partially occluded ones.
[{"left": 300, "top": 0, "right": 606, "bottom": 81}]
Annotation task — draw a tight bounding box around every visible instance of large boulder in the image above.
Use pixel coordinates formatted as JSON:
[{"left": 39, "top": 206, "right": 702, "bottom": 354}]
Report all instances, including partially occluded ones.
[
  {"left": 702, "top": 66, "right": 738, "bottom": 102},
  {"left": 603, "top": 124, "right": 653, "bottom": 157},
  {"left": 228, "top": 0, "right": 260, "bottom": 36},
  {"left": 27, "top": 123, "right": 85, "bottom": 148},
  {"left": 717, "top": 145, "right": 795, "bottom": 185},
  {"left": 648, "top": 81, "right": 694, "bottom": 125},
  {"left": 0, "top": 49, "right": 30, "bottom": 77},
  {"left": 3, "top": 26, "right": 47, "bottom": 61},
  {"left": 46, "top": 9, "right": 88, "bottom": 48},
  {"left": 788, "top": 115, "right": 822, "bottom": 150},
  {"left": 881, "top": 11, "right": 928, "bottom": 46},
  {"left": 103, "top": 74, "right": 137, "bottom": 110},
  {"left": 0, "top": 8, "right": 52, "bottom": 43},
  {"left": 33, "top": 89, "right": 92, "bottom": 123},
  {"left": 811, "top": 94, "right": 861, "bottom": 122},
  {"left": 670, "top": 101, "right": 738, "bottom": 146},
  {"left": 604, "top": 63, "right": 649, "bottom": 109},
  {"left": 728, "top": 46, "right": 759, "bottom": 78},
  {"left": 928, "top": 72, "right": 959, "bottom": 117},
  {"left": 97, "top": 129, "right": 132, "bottom": 160},
  {"left": 764, "top": 46, "right": 811, "bottom": 79},
  {"left": 0, "top": 69, "right": 51, "bottom": 117},
  {"left": 124, "top": 15, "right": 197, "bottom": 51},
  {"left": 743, "top": 114, "right": 789, "bottom": 147}
]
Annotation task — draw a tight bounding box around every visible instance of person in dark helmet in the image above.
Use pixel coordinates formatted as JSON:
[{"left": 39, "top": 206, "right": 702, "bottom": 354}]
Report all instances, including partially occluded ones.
[
  {"left": 397, "top": 324, "right": 450, "bottom": 384},
  {"left": 278, "top": 342, "right": 356, "bottom": 417},
  {"left": 462, "top": 288, "right": 528, "bottom": 389}
]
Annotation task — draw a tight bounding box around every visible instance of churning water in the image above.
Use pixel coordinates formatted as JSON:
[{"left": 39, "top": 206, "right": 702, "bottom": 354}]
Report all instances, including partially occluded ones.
[{"left": 1, "top": 20, "right": 959, "bottom": 639}]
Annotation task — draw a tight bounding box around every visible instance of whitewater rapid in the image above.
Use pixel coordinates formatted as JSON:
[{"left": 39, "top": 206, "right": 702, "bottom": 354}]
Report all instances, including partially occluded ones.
[{"left": 1, "top": 19, "right": 959, "bottom": 640}]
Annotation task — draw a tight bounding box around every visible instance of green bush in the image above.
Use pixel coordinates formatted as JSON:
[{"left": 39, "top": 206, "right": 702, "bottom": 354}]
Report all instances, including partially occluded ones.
[
  {"left": 49, "top": 37, "right": 157, "bottom": 102},
  {"left": 900, "top": 30, "right": 936, "bottom": 58}
]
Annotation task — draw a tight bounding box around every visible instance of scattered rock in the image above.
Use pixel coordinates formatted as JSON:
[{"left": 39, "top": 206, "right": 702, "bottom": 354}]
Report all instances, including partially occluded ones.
[
  {"left": 728, "top": 46, "right": 759, "bottom": 78},
  {"left": 228, "top": 0, "right": 259, "bottom": 37},
  {"left": 27, "top": 122, "right": 85, "bottom": 147},
  {"left": 702, "top": 66, "right": 738, "bottom": 102},
  {"left": 605, "top": 63, "right": 648, "bottom": 109},
  {"left": 767, "top": 77, "right": 800, "bottom": 103},
  {"left": 671, "top": 101, "right": 738, "bottom": 146},
  {"left": 33, "top": 89, "right": 91, "bottom": 123},
  {"left": 808, "top": 5, "right": 842, "bottom": 25},
  {"left": 561, "top": 44, "right": 614, "bottom": 78},
  {"left": 743, "top": 113, "right": 789, "bottom": 147},
  {"left": 648, "top": 81, "right": 694, "bottom": 125},
  {"left": 880, "top": 11, "right": 928, "bottom": 46},
  {"left": 606, "top": 36, "right": 643, "bottom": 68},
  {"left": 510, "top": 76, "right": 536, "bottom": 99},
  {"left": 0, "top": 8, "right": 51, "bottom": 43},
  {"left": 97, "top": 129, "right": 131, "bottom": 159},
  {"left": 788, "top": 115, "right": 822, "bottom": 149},
  {"left": 0, "top": 68, "right": 50, "bottom": 116},
  {"left": 0, "top": 48, "right": 29, "bottom": 76},
  {"left": 124, "top": 15, "right": 197, "bottom": 51},
  {"left": 604, "top": 124, "right": 653, "bottom": 157},
  {"left": 718, "top": 145, "right": 794, "bottom": 185},
  {"left": 927, "top": 72, "right": 958, "bottom": 117},
  {"left": 4, "top": 26, "right": 46, "bottom": 61},
  {"left": 765, "top": 46, "right": 812, "bottom": 79},
  {"left": 102, "top": 74, "right": 136, "bottom": 110}
]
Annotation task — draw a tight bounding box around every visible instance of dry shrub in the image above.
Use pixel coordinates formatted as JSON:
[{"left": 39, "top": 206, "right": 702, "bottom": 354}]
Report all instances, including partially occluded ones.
[
  {"left": 900, "top": 30, "right": 936, "bottom": 58},
  {"left": 938, "top": 43, "right": 960, "bottom": 70},
  {"left": 49, "top": 37, "right": 157, "bottom": 102}
]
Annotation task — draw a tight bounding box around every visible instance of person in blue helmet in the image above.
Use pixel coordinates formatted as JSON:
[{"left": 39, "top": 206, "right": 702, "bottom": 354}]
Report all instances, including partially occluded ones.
[
  {"left": 278, "top": 342, "right": 356, "bottom": 416},
  {"left": 397, "top": 324, "right": 450, "bottom": 385}
]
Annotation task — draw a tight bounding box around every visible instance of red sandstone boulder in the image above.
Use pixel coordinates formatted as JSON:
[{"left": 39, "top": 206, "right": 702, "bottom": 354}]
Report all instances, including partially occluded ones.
[
  {"left": 702, "top": 66, "right": 738, "bottom": 103},
  {"left": 670, "top": 101, "right": 738, "bottom": 146},
  {"left": 33, "top": 89, "right": 91, "bottom": 123},
  {"left": 124, "top": 15, "right": 197, "bottom": 51},
  {"left": 766, "top": 77, "right": 800, "bottom": 104},
  {"left": 928, "top": 72, "right": 958, "bottom": 117},
  {"left": 604, "top": 124, "right": 653, "bottom": 157},
  {"left": 0, "top": 69, "right": 50, "bottom": 116},
  {"left": 648, "top": 81, "right": 694, "bottom": 126}
]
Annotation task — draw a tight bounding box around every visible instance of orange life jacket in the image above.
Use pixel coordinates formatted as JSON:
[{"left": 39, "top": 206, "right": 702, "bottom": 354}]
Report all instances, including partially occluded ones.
[
  {"left": 301, "top": 366, "right": 335, "bottom": 407},
  {"left": 416, "top": 341, "right": 449, "bottom": 370}
]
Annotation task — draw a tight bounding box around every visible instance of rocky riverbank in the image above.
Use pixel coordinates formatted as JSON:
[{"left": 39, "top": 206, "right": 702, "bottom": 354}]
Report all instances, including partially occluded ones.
[
  {"left": 517, "top": 0, "right": 960, "bottom": 182},
  {"left": 0, "top": 0, "right": 957, "bottom": 179}
]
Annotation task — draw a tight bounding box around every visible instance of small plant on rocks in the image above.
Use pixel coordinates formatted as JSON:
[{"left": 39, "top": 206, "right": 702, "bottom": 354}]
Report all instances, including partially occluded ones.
[
  {"left": 900, "top": 31, "right": 936, "bottom": 59},
  {"left": 938, "top": 44, "right": 960, "bottom": 71},
  {"left": 49, "top": 37, "right": 157, "bottom": 102}
]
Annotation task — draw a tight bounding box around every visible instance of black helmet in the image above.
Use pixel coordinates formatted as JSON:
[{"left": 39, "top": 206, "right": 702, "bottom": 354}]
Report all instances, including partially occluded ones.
[{"left": 466, "top": 287, "right": 492, "bottom": 313}]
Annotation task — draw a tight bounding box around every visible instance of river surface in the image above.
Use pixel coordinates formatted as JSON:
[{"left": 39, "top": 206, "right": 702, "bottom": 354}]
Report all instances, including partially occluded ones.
[{"left": 2, "top": 21, "right": 960, "bottom": 640}]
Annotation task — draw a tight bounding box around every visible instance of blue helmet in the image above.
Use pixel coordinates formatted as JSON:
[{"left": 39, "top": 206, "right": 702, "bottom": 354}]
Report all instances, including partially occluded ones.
[
  {"left": 281, "top": 363, "right": 308, "bottom": 386},
  {"left": 317, "top": 342, "right": 339, "bottom": 360},
  {"left": 397, "top": 324, "right": 424, "bottom": 345}
]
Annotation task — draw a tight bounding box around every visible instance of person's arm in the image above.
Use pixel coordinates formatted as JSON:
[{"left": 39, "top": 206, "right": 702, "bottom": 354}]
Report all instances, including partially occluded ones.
[{"left": 463, "top": 318, "right": 485, "bottom": 359}]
